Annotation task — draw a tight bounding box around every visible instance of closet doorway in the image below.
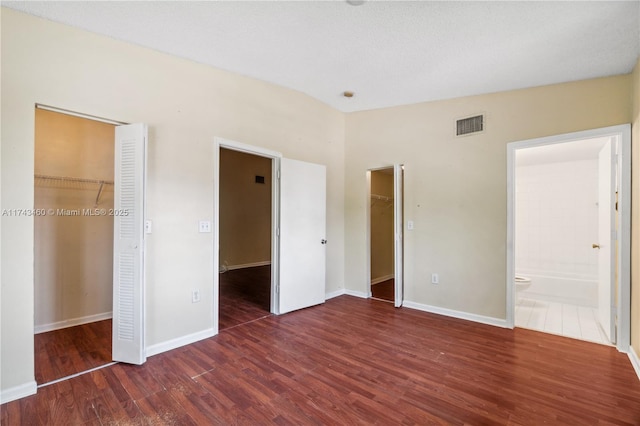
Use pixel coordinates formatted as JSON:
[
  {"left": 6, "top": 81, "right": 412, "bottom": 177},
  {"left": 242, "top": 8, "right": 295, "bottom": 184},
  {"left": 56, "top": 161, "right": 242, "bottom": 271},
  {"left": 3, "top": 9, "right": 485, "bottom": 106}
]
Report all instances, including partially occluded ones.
[
  {"left": 218, "top": 148, "right": 273, "bottom": 329},
  {"left": 33, "top": 108, "right": 116, "bottom": 385},
  {"left": 368, "top": 165, "right": 404, "bottom": 306}
]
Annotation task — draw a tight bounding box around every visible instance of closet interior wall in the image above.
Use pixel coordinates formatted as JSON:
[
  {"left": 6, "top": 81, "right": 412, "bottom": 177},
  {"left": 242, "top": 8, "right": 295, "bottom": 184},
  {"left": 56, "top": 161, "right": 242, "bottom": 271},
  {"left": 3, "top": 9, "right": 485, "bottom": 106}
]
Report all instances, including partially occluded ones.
[{"left": 34, "top": 108, "right": 116, "bottom": 332}]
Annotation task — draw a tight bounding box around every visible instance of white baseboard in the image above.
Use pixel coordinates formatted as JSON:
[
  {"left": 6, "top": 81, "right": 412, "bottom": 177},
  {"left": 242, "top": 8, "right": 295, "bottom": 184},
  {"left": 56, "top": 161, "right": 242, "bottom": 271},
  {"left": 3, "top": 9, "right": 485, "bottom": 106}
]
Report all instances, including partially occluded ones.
[
  {"left": 0, "top": 380, "right": 37, "bottom": 404},
  {"left": 403, "top": 300, "right": 509, "bottom": 328},
  {"left": 145, "top": 328, "right": 216, "bottom": 358},
  {"left": 35, "top": 311, "right": 113, "bottom": 334},
  {"left": 344, "top": 289, "right": 368, "bottom": 299},
  {"left": 223, "top": 261, "right": 271, "bottom": 272},
  {"left": 325, "top": 289, "right": 345, "bottom": 299},
  {"left": 629, "top": 346, "right": 640, "bottom": 381},
  {"left": 371, "top": 274, "right": 394, "bottom": 285}
]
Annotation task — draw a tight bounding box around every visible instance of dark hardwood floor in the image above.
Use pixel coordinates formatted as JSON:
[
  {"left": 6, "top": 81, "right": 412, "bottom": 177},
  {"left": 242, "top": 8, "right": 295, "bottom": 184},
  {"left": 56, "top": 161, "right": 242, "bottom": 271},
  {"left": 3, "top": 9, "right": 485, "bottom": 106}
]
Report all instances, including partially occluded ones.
[
  {"left": 219, "top": 265, "right": 271, "bottom": 330},
  {"left": 5, "top": 296, "right": 640, "bottom": 425},
  {"left": 34, "top": 319, "right": 113, "bottom": 385},
  {"left": 371, "top": 278, "right": 394, "bottom": 302}
]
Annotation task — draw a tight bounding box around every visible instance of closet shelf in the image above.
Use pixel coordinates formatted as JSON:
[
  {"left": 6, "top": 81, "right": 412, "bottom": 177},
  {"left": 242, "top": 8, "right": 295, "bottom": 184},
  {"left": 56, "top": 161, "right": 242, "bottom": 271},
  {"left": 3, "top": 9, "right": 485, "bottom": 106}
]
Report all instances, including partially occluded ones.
[{"left": 35, "top": 174, "right": 114, "bottom": 206}]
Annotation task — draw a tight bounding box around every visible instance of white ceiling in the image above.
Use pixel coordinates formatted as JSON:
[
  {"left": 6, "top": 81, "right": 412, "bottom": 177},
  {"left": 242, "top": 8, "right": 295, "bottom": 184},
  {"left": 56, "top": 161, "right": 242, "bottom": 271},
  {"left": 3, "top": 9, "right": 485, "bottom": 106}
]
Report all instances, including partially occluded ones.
[{"left": 3, "top": 1, "right": 639, "bottom": 112}]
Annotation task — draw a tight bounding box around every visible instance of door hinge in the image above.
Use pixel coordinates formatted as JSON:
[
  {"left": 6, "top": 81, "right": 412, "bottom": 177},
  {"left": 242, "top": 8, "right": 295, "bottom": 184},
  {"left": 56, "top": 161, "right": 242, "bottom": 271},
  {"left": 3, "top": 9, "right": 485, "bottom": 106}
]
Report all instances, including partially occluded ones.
[
  {"left": 277, "top": 227, "right": 280, "bottom": 237},
  {"left": 277, "top": 169, "right": 281, "bottom": 179}
]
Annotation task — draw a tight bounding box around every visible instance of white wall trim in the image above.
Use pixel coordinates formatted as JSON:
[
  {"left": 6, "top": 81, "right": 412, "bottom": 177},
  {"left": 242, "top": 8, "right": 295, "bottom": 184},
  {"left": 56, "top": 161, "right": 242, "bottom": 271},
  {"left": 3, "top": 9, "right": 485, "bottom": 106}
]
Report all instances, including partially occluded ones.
[
  {"left": 371, "top": 274, "right": 394, "bottom": 285},
  {"left": 629, "top": 346, "right": 640, "bottom": 381},
  {"left": 325, "top": 289, "right": 346, "bottom": 299},
  {"left": 145, "top": 328, "right": 216, "bottom": 358},
  {"left": 403, "top": 300, "right": 509, "bottom": 329},
  {"left": 35, "top": 312, "right": 113, "bottom": 334},
  {"left": 224, "top": 261, "right": 271, "bottom": 272},
  {"left": 345, "top": 289, "right": 369, "bottom": 299},
  {"left": 0, "top": 380, "right": 37, "bottom": 404}
]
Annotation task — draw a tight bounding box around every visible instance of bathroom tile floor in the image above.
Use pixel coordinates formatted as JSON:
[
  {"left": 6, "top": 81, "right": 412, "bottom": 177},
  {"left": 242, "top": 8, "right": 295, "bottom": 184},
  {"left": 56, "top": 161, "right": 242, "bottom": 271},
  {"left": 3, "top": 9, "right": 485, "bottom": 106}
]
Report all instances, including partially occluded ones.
[{"left": 515, "top": 297, "right": 611, "bottom": 346}]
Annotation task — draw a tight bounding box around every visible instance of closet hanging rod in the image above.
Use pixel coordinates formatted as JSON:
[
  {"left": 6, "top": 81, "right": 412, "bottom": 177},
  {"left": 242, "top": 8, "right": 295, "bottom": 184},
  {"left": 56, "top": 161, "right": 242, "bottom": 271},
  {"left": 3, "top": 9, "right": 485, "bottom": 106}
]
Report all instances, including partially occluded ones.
[{"left": 35, "top": 174, "right": 114, "bottom": 186}]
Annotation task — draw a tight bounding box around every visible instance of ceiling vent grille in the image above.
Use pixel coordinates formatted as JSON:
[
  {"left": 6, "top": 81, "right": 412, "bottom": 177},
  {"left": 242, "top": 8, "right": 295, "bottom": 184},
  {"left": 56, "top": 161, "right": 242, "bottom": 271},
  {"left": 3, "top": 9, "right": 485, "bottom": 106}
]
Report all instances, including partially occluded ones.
[{"left": 456, "top": 114, "right": 484, "bottom": 136}]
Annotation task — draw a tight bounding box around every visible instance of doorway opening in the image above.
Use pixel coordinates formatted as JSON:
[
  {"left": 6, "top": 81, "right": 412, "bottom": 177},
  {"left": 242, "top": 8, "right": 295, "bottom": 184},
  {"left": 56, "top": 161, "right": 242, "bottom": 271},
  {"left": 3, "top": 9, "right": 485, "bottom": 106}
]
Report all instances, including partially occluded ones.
[
  {"left": 507, "top": 125, "right": 631, "bottom": 351},
  {"left": 367, "top": 165, "right": 404, "bottom": 307},
  {"left": 218, "top": 148, "right": 273, "bottom": 330},
  {"left": 214, "top": 138, "right": 328, "bottom": 332},
  {"left": 33, "top": 107, "right": 116, "bottom": 385},
  {"left": 369, "top": 168, "right": 395, "bottom": 303}
]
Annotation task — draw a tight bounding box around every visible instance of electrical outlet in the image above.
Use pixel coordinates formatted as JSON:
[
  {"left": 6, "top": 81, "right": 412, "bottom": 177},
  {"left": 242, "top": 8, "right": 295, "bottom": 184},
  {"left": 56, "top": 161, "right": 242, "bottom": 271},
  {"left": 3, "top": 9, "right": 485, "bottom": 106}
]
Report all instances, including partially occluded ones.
[
  {"left": 431, "top": 273, "right": 439, "bottom": 284},
  {"left": 192, "top": 289, "right": 201, "bottom": 303}
]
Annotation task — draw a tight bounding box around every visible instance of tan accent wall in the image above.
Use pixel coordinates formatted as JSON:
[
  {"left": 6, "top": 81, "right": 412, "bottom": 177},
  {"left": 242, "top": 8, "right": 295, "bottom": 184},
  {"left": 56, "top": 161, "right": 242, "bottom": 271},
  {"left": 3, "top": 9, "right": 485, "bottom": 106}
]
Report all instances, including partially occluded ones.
[
  {"left": 631, "top": 57, "right": 640, "bottom": 354},
  {"left": 345, "top": 75, "right": 632, "bottom": 320},
  {"left": 370, "top": 169, "right": 394, "bottom": 282},
  {"left": 219, "top": 148, "right": 272, "bottom": 269},
  {"left": 34, "top": 109, "right": 115, "bottom": 329}
]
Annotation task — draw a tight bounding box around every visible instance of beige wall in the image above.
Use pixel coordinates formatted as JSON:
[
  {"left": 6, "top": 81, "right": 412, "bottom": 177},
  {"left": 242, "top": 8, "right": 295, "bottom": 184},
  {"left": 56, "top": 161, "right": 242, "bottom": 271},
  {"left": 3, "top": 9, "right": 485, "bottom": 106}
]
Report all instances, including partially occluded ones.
[
  {"left": 2, "top": 6, "right": 638, "bottom": 403},
  {"left": 219, "top": 148, "right": 271, "bottom": 268},
  {"left": 632, "top": 57, "right": 640, "bottom": 354},
  {"left": 345, "top": 76, "right": 631, "bottom": 320},
  {"left": 1, "top": 9, "right": 345, "bottom": 398},
  {"left": 370, "top": 170, "right": 394, "bottom": 281},
  {"left": 34, "top": 109, "right": 115, "bottom": 329}
]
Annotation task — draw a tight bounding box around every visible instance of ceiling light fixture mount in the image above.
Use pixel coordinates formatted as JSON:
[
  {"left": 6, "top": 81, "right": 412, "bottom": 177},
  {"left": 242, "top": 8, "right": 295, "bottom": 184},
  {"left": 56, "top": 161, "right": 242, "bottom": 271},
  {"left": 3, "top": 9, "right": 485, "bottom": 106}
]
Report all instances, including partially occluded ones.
[
  {"left": 343, "top": 91, "right": 354, "bottom": 98},
  {"left": 346, "top": 0, "right": 366, "bottom": 6}
]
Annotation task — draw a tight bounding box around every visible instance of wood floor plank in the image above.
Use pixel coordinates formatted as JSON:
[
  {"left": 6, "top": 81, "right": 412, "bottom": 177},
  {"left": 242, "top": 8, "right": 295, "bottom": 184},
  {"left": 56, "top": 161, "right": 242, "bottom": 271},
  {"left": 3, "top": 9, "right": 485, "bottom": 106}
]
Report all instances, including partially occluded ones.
[
  {"left": 219, "top": 265, "right": 271, "bottom": 330},
  {"left": 4, "top": 294, "right": 640, "bottom": 425},
  {"left": 34, "top": 319, "right": 113, "bottom": 385}
]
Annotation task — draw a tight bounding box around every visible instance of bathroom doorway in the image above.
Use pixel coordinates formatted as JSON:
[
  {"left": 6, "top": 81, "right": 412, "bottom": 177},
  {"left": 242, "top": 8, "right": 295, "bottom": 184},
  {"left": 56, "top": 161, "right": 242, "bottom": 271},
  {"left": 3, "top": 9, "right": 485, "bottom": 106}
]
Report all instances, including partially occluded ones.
[
  {"left": 367, "top": 165, "right": 404, "bottom": 307},
  {"left": 507, "top": 125, "right": 631, "bottom": 351}
]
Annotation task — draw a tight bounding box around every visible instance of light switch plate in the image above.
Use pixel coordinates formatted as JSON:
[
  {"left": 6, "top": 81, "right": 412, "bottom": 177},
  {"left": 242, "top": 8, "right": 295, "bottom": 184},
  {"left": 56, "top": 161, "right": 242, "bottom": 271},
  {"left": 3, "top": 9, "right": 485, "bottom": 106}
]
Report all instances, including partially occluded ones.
[{"left": 199, "top": 220, "right": 211, "bottom": 233}]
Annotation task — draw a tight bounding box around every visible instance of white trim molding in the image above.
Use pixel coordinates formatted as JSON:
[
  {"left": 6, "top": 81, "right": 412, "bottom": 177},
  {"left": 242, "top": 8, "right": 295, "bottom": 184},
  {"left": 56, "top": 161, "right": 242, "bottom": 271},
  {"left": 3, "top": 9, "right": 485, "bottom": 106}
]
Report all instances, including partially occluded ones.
[
  {"left": 145, "top": 328, "right": 216, "bottom": 358},
  {"left": 344, "top": 289, "right": 369, "bottom": 299},
  {"left": 629, "top": 346, "right": 640, "bottom": 381},
  {"left": 403, "top": 300, "right": 509, "bottom": 328},
  {"left": 35, "top": 312, "right": 113, "bottom": 334},
  {"left": 0, "top": 380, "right": 37, "bottom": 404},
  {"left": 325, "top": 289, "right": 346, "bottom": 299},
  {"left": 224, "top": 261, "right": 271, "bottom": 272},
  {"left": 371, "top": 274, "right": 394, "bottom": 285}
]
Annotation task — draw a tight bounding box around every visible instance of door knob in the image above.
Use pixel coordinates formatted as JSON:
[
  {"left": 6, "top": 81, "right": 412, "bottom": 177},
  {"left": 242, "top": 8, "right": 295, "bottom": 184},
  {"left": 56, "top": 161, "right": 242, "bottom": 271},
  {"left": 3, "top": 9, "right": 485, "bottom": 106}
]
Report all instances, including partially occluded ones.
[
  {"left": 321, "top": 239, "right": 327, "bottom": 245},
  {"left": 592, "top": 243, "right": 600, "bottom": 249}
]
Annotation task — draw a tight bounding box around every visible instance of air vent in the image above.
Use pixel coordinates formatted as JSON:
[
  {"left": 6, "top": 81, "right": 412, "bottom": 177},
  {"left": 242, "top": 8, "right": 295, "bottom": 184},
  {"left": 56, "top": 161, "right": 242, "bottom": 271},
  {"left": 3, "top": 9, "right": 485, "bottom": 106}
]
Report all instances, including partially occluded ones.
[{"left": 456, "top": 114, "right": 484, "bottom": 136}]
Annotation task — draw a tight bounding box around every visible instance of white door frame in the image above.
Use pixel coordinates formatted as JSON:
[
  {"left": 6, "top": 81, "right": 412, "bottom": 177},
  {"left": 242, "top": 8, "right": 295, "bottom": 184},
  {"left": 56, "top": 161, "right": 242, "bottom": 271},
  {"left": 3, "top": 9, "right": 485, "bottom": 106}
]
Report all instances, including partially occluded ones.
[
  {"left": 506, "top": 124, "right": 631, "bottom": 352},
  {"left": 366, "top": 164, "right": 404, "bottom": 306},
  {"left": 213, "top": 138, "right": 282, "bottom": 333}
]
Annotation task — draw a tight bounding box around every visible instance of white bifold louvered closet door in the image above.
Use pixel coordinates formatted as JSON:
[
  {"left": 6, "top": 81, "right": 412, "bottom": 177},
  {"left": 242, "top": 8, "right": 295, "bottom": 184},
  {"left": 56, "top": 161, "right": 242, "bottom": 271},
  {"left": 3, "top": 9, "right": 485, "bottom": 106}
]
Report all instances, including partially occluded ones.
[{"left": 112, "top": 123, "right": 147, "bottom": 365}]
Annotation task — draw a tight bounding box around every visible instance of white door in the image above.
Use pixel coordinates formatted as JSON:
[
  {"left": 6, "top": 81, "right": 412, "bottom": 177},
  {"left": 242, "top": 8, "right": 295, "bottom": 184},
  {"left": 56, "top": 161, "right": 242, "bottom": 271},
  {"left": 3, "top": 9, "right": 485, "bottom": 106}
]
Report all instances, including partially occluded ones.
[
  {"left": 597, "top": 139, "right": 615, "bottom": 343},
  {"left": 278, "top": 158, "right": 326, "bottom": 314},
  {"left": 394, "top": 164, "right": 404, "bottom": 308},
  {"left": 113, "top": 123, "right": 147, "bottom": 364}
]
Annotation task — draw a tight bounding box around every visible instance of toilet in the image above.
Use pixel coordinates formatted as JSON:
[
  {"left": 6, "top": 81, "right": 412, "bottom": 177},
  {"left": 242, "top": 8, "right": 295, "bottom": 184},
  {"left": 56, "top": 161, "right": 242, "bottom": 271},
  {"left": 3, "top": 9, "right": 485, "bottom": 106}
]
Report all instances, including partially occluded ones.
[{"left": 515, "top": 276, "right": 532, "bottom": 292}]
